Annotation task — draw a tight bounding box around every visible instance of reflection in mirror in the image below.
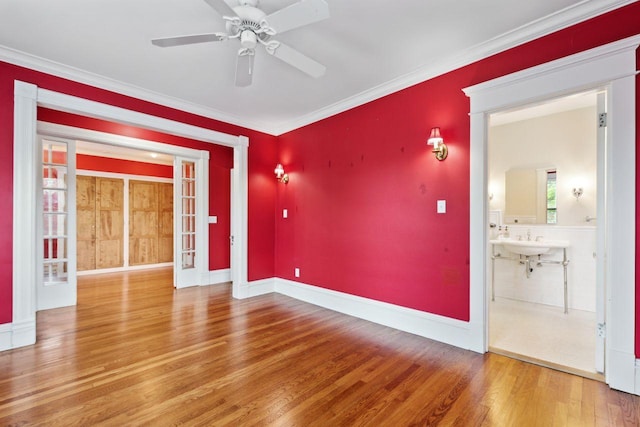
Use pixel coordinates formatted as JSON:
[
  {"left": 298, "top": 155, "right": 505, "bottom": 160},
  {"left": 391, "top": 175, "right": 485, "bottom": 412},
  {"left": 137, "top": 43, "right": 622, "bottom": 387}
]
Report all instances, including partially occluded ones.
[{"left": 504, "top": 167, "right": 556, "bottom": 224}]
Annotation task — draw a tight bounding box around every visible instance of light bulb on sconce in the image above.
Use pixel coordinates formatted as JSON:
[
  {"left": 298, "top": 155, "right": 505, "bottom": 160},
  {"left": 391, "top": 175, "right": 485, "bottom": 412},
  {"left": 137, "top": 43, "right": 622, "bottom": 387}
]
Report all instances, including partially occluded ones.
[
  {"left": 572, "top": 187, "right": 583, "bottom": 200},
  {"left": 274, "top": 163, "right": 289, "bottom": 184},
  {"left": 427, "top": 127, "right": 448, "bottom": 161}
]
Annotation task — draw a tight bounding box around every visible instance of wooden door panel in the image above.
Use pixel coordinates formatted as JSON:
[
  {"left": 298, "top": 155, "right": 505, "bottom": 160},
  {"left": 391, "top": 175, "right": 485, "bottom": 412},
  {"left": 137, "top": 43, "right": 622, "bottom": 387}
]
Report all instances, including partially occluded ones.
[
  {"left": 129, "top": 180, "right": 160, "bottom": 266},
  {"left": 130, "top": 181, "right": 158, "bottom": 210},
  {"left": 77, "top": 240, "right": 96, "bottom": 271},
  {"left": 77, "top": 210, "right": 95, "bottom": 240},
  {"left": 158, "top": 183, "right": 174, "bottom": 263},
  {"left": 130, "top": 238, "right": 158, "bottom": 265},
  {"left": 130, "top": 211, "right": 158, "bottom": 237},
  {"left": 96, "top": 178, "right": 124, "bottom": 269},
  {"left": 99, "top": 211, "right": 123, "bottom": 239},
  {"left": 97, "top": 240, "right": 122, "bottom": 269},
  {"left": 76, "top": 175, "right": 96, "bottom": 271}
]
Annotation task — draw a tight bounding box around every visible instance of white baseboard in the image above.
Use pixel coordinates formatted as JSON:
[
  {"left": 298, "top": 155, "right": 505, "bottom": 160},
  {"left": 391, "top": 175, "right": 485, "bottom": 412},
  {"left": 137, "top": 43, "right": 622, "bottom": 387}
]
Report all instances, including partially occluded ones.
[
  {"left": 633, "top": 359, "right": 640, "bottom": 396},
  {"left": 0, "top": 323, "right": 11, "bottom": 351},
  {"left": 235, "top": 278, "right": 276, "bottom": 299},
  {"left": 0, "top": 319, "right": 36, "bottom": 351},
  {"left": 608, "top": 348, "right": 637, "bottom": 394},
  {"left": 77, "top": 262, "right": 173, "bottom": 276},
  {"left": 208, "top": 268, "right": 231, "bottom": 285},
  {"left": 274, "top": 278, "right": 472, "bottom": 350}
]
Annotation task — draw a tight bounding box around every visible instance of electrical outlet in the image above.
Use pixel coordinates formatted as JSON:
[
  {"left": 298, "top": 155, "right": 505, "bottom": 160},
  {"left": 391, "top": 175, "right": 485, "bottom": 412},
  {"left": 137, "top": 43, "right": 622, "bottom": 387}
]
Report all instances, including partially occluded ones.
[
  {"left": 283, "top": 209, "right": 288, "bottom": 218},
  {"left": 437, "top": 200, "right": 446, "bottom": 213},
  {"left": 294, "top": 268, "right": 300, "bottom": 278}
]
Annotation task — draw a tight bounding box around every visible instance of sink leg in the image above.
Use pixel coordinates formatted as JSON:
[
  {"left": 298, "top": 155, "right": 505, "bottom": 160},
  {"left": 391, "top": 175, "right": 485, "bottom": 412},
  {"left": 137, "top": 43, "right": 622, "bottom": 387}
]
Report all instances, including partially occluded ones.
[{"left": 491, "top": 246, "right": 495, "bottom": 302}]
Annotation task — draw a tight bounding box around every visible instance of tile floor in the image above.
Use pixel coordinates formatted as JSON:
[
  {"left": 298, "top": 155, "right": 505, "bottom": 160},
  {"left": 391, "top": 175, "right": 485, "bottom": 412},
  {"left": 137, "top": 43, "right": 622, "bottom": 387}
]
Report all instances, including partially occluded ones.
[{"left": 489, "top": 297, "right": 599, "bottom": 377}]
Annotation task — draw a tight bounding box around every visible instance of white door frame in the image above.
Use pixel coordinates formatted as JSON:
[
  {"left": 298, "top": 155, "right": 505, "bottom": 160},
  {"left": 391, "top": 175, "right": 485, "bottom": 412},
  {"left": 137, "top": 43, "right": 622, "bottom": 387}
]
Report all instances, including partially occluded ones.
[
  {"left": 10, "top": 82, "right": 249, "bottom": 350},
  {"left": 464, "top": 35, "right": 639, "bottom": 394}
]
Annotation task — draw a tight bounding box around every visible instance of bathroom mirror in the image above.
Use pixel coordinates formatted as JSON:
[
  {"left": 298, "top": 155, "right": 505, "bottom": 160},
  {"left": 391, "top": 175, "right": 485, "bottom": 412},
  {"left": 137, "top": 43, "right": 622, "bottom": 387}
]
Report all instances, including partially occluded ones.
[{"left": 504, "top": 167, "right": 556, "bottom": 224}]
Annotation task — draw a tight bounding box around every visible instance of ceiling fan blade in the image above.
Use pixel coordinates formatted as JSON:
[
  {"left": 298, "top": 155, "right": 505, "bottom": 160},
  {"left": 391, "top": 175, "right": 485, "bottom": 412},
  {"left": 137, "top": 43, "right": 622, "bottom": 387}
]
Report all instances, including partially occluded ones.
[
  {"left": 203, "top": 0, "right": 237, "bottom": 17},
  {"left": 267, "top": 42, "right": 325, "bottom": 78},
  {"left": 235, "top": 49, "right": 255, "bottom": 87},
  {"left": 152, "top": 33, "right": 227, "bottom": 47},
  {"left": 262, "top": 0, "right": 329, "bottom": 34}
]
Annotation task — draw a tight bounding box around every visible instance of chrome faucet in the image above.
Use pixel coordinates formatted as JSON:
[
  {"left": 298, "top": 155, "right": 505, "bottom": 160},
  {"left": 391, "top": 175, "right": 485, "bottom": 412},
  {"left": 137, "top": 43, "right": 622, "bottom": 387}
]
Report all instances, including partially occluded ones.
[{"left": 527, "top": 229, "right": 531, "bottom": 241}]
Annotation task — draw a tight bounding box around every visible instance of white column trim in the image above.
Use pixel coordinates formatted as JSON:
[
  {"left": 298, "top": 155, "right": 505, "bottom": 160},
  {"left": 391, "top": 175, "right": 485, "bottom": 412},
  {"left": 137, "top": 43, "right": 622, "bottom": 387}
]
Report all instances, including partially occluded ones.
[
  {"left": 12, "top": 81, "right": 38, "bottom": 348},
  {"left": 231, "top": 139, "right": 249, "bottom": 298}
]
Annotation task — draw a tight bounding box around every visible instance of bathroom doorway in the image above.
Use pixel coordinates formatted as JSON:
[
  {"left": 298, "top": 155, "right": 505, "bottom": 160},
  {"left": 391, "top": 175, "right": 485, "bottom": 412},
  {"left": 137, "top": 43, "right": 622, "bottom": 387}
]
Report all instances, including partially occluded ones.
[{"left": 487, "top": 90, "right": 604, "bottom": 379}]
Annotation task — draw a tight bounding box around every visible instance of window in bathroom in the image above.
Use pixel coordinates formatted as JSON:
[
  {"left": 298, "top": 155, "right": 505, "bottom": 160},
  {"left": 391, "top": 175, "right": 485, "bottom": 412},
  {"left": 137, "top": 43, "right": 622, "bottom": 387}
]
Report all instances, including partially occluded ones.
[{"left": 546, "top": 170, "right": 557, "bottom": 224}]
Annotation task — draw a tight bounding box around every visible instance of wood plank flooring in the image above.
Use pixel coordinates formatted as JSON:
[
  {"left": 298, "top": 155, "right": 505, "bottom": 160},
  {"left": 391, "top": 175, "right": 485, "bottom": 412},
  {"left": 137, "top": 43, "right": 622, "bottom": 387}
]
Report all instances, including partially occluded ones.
[{"left": 1, "top": 268, "right": 639, "bottom": 426}]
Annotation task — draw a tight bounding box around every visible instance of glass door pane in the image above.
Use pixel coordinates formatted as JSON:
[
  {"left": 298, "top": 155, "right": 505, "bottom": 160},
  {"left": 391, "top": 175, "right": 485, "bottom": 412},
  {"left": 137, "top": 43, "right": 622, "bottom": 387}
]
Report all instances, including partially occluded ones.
[
  {"left": 180, "top": 161, "right": 196, "bottom": 269},
  {"left": 42, "top": 141, "right": 69, "bottom": 284},
  {"left": 37, "top": 135, "right": 76, "bottom": 311}
]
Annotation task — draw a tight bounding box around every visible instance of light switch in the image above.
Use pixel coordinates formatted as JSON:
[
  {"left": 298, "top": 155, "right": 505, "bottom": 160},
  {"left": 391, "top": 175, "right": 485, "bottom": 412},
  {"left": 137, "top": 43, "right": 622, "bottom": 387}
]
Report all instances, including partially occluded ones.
[
  {"left": 283, "top": 209, "right": 288, "bottom": 218},
  {"left": 208, "top": 216, "right": 218, "bottom": 224},
  {"left": 437, "top": 200, "right": 446, "bottom": 213}
]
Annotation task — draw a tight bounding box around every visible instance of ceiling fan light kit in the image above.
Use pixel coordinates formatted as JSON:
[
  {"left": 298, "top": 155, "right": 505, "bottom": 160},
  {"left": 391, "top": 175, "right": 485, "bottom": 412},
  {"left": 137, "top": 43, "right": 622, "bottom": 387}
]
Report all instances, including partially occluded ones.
[{"left": 151, "top": 0, "right": 329, "bottom": 87}]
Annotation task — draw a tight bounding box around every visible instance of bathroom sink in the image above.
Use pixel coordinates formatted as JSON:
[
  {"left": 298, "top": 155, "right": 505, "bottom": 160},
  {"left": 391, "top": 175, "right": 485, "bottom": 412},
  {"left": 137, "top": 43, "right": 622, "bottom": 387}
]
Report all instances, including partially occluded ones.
[{"left": 490, "top": 238, "right": 570, "bottom": 256}]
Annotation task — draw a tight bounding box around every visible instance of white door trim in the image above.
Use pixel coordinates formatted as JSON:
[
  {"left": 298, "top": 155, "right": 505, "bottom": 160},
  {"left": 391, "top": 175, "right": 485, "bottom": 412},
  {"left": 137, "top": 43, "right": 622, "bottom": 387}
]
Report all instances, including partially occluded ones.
[
  {"left": 10, "top": 82, "right": 249, "bottom": 350},
  {"left": 463, "top": 35, "right": 639, "bottom": 393}
]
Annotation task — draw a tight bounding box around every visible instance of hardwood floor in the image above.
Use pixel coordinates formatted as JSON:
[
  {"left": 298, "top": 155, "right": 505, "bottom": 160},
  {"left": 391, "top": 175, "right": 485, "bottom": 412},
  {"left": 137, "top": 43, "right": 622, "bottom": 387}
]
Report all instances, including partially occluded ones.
[{"left": 1, "top": 268, "right": 639, "bottom": 426}]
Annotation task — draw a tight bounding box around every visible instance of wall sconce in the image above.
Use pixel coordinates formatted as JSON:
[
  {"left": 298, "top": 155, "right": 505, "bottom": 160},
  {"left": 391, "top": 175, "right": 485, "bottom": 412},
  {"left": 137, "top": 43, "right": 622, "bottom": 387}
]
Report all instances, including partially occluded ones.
[
  {"left": 427, "top": 127, "right": 448, "bottom": 161},
  {"left": 274, "top": 163, "right": 289, "bottom": 184},
  {"left": 572, "top": 187, "right": 583, "bottom": 200}
]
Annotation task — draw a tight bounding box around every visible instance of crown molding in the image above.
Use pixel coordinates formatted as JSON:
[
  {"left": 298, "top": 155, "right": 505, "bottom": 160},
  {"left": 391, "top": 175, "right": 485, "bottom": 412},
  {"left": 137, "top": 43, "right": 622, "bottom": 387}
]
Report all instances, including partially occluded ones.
[
  {"left": 1, "top": 0, "right": 635, "bottom": 137},
  {"left": 0, "top": 45, "right": 279, "bottom": 134},
  {"left": 272, "top": 0, "right": 636, "bottom": 135}
]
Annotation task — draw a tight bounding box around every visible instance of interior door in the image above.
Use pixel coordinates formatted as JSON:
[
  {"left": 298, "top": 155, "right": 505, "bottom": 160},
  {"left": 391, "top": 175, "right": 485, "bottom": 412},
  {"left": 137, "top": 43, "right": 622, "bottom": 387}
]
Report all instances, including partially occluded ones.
[
  {"left": 96, "top": 178, "right": 124, "bottom": 269},
  {"left": 595, "top": 91, "right": 607, "bottom": 373},
  {"left": 129, "top": 180, "right": 159, "bottom": 266},
  {"left": 37, "top": 137, "right": 76, "bottom": 310},
  {"left": 158, "top": 182, "right": 174, "bottom": 263},
  {"left": 174, "top": 158, "right": 199, "bottom": 288},
  {"left": 77, "top": 175, "right": 96, "bottom": 271}
]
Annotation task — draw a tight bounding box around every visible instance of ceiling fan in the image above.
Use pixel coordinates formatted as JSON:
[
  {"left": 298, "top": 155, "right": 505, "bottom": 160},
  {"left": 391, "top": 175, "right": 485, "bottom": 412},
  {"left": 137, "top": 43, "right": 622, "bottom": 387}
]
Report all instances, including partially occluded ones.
[{"left": 152, "top": 0, "right": 329, "bottom": 87}]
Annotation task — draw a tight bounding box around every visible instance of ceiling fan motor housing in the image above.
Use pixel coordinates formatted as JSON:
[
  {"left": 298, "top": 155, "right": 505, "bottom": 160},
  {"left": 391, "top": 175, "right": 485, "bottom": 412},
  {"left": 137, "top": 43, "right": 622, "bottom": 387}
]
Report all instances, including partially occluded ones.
[
  {"left": 227, "top": 5, "right": 270, "bottom": 41},
  {"left": 240, "top": 30, "right": 257, "bottom": 48}
]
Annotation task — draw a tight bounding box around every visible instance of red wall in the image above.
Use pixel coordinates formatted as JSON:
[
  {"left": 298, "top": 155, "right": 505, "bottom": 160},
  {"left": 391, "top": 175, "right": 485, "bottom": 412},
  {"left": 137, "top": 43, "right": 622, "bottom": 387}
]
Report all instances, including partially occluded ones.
[
  {"left": 278, "top": 4, "right": 640, "bottom": 327},
  {"left": 0, "top": 63, "right": 277, "bottom": 324},
  {"left": 1, "top": 3, "right": 639, "bottom": 354}
]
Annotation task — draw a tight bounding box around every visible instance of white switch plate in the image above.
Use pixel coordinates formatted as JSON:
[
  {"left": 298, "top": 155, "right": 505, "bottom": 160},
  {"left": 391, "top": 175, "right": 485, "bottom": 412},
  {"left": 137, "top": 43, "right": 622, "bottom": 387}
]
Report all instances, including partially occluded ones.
[
  {"left": 208, "top": 216, "right": 218, "bottom": 224},
  {"left": 283, "top": 209, "right": 288, "bottom": 218},
  {"left": 294, "top": 268, "right": 300, "bottom": 278},
  {"left": 437, "top": 200, "right": 446, "bottom": 213}
]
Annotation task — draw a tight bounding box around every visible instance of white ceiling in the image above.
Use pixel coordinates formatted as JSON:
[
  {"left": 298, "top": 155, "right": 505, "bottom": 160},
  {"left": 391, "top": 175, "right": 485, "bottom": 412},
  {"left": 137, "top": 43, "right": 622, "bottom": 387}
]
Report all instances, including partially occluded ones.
[{"left": 0, "top": 0, "right": 633, "bottom": 135}]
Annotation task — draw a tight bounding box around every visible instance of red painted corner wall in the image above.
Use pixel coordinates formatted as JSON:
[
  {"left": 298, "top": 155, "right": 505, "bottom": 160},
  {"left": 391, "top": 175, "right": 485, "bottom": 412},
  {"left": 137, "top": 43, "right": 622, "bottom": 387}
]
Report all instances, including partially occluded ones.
[{"left": 277, "top": 3, "right": 640, "bottom": 329}]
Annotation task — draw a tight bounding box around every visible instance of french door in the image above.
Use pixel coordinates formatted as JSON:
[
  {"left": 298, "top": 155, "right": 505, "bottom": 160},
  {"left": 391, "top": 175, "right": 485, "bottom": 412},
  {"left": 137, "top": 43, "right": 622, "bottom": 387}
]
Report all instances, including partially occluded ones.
[
  {"left": 37, "top": 136, "right": 77, "bottom": 310},
  {"left": 174, "top": 157, "right": 201, "bottom": 288}
]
